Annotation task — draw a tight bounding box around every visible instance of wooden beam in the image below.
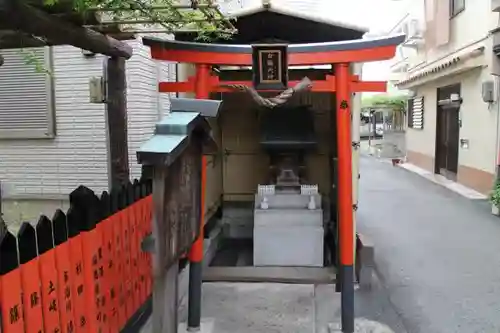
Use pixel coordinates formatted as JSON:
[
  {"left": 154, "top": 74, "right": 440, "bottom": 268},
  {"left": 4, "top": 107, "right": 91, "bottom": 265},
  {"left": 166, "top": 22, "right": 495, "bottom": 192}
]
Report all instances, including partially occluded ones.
[
  {"left": 159, "top": 75, "right": 388, "bottom": 94},
  {"left": 0, "top": 31, "right": 50, "bottom": 49},
  {"left": 0, "top": 0, "right": 132, "bottom": 58},
  {"left": 351, "top": 81, "right": 387, "bottom": 92},
  {"left": 202, "top": 266, "right": 336, "bottom": 284},
  {"left": 106, "top": 57, "right": 130, "bottom": 188}
]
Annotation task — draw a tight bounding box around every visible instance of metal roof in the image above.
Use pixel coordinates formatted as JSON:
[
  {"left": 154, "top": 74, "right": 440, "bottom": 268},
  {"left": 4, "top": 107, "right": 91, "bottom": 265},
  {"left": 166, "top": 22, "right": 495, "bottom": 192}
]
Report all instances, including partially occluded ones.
[
  {"left": 137, "top": 98, "right": 221, "bottom": 167},
  {"left": 175, "top": 0, "right": 368, "bottom": 44},
  {"left": 226, "top": 1, "right": 369, "bottom": 34}
]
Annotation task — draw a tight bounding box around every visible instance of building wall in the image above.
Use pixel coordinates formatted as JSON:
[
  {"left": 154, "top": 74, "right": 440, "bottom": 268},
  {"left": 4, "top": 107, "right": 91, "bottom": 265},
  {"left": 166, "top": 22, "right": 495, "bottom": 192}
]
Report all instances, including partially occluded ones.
[
  {"left": 423, "top": 0, "right": 496, "bottom": 65},
  {"left": 125, "top": 38, "right": 175, "bottom": 180},
  {"left": 0, "top": 37, "right": 174, "bottom": 226},
  {"left": 390, "top": 0, "right": 500, "bottom": 194},
  {"left": 0, "top": 46, "right": 108, "bottom": 201},
  {"left": 400, "top": 0, "right": 498, "bottom": 72},
  {"left": 406, "top": 66, "right": 497, "bottom": 194},
  {"left": 390, "top": 0, "right": 499, "bottom": 74}
]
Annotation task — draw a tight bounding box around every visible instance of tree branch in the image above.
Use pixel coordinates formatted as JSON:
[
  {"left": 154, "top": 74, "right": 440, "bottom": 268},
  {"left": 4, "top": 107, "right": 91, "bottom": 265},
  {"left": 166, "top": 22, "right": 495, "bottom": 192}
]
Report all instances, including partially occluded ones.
[{"left": 1, "top": 0, "right": 133, "bottom": 58}]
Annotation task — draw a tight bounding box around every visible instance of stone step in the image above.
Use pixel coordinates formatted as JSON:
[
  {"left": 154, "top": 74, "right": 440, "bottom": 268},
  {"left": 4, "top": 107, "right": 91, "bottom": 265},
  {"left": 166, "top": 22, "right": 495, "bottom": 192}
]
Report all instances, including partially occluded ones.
[
  {"left": 202, "top": 266, "right": 336, "bottom": 284},
  {"left": 255, "top": 193, "right": 322, "bottom": 209},
  {"left": 254, "top": 208, "right": 323, "bottom": 227},
  {"left": 254, "top": 225, "right": 324, "bottom": 267}
]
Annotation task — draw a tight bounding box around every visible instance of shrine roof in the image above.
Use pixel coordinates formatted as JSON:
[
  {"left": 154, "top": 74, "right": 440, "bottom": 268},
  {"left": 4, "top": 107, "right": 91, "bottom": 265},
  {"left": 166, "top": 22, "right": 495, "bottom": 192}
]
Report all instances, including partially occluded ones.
[
  {"left": 175, "top": 1, "right": 369, "bottom": 44},
  {"left": 227, "top": 2, "right": 369, "bottom": 34}
]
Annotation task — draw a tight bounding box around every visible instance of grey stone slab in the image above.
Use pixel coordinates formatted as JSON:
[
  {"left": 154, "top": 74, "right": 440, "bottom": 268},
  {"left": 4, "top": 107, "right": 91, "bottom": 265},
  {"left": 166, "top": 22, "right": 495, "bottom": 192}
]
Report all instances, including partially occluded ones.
[
  {"left": 255, "top": 193, "right": 322, "bottom": 209},
  {"left": 199, "top": 283, "right": 315, "bottom": 333},
  {"left": 254, "top": 206, "right": 324, "bottom": 266},
  {"left": 327, "top": 319, "right": 395, "bottom": 333},
  {"left": 254, "top": 208, "right": 323, "bottom": 227},
  {"left": 253, "top": 225, "right": 324, "bottom": 266},
  {"left": 202, "top": 266, "right": 336, "bottom": 284},
  {"left": 140, "top": 279, "right": 407, "bottom": 333},
  {"left": 314, "top": 280, "right": 407, "bottom": 333}
]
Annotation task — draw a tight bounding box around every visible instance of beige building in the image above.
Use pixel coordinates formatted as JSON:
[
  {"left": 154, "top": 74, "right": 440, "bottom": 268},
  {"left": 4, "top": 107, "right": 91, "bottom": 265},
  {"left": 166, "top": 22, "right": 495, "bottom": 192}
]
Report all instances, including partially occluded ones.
[{"left": 393, "top": 0, "right": 500, "bottom": 194}]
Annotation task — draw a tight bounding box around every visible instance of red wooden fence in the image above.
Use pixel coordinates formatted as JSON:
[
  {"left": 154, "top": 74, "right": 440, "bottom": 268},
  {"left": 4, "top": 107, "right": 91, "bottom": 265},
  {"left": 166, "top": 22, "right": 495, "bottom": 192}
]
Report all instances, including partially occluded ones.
[{"left": 0, "top": 179, "right": 153, "bottom": 333}]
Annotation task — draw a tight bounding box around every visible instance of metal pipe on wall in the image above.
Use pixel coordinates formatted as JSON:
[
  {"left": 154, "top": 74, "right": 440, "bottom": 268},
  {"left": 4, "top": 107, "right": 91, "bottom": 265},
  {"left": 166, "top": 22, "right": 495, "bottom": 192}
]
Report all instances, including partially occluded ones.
[{"left": 494, "top": 75, "right": 500, "bottom": 183}]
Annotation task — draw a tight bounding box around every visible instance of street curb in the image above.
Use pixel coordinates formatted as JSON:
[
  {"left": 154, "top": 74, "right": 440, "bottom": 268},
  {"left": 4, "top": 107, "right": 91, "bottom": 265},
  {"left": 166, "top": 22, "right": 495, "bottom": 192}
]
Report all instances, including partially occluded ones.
[
  {"left": 327, "top": 318, "right": 395, "bottom": 333},
  {"left": 355, "top": 233, "right": 374, "bottom": 291},
  {"left": 395, "top": 162, "right": 487, "bottom": 200}
]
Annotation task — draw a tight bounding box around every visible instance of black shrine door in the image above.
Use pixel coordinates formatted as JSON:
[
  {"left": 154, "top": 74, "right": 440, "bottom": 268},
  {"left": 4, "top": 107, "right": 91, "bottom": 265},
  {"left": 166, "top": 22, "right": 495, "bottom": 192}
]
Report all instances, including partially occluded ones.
[{"left": 435, "top": 84, "right": 460, "bottom": 181}]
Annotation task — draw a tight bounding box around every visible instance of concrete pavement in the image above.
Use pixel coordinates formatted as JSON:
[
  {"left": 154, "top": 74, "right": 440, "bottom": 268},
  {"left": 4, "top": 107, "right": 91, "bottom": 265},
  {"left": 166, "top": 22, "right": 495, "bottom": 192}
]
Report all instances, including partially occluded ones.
[
  {"left": 140, "top": 153, "right": 500, "bottom": 333},
  {"left": 140, "top": 279, "right": 407, "bottom": 333},
  {"left": 358, "top": 154, "right": 500, "bottom": 333}
]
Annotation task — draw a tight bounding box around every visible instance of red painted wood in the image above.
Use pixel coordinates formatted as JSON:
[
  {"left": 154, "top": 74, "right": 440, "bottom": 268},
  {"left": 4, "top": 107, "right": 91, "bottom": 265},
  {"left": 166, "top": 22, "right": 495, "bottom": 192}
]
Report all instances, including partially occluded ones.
[
  {"left": 159, "top": 76, "right": 387, "bottom": 93},
  {"left": 188, "top": 64, "right": 210, "bottom": 264},
  {"left": 335, "top": 63, "right": 355, "bottom": 266},
  {"left": 150, "top": 45, "right": 398, "bottom": 65}
]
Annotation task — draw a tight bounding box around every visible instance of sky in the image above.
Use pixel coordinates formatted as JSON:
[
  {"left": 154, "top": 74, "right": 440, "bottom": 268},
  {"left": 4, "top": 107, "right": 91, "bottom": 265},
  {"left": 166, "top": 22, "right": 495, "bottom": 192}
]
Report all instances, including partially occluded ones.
[
  {"left": 321, "top": 0, "right": 410, "bottom": 83},
  {"left": 239, "top": 0, "right": 412, "bottom": 92}
]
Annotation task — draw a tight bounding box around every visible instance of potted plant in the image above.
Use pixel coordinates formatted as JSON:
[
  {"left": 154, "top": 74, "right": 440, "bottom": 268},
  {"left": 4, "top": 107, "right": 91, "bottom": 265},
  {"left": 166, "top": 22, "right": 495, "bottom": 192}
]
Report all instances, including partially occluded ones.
[{"left": 489, "top": 181, "right": 500, "bottom": 215}]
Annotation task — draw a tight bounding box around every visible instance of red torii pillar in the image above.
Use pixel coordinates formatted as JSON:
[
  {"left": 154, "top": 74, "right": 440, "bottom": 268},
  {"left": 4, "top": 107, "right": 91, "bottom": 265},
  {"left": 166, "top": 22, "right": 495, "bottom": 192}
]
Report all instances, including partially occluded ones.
[{"left": 143, "top": 34, "right": 404, "bottom": 333}]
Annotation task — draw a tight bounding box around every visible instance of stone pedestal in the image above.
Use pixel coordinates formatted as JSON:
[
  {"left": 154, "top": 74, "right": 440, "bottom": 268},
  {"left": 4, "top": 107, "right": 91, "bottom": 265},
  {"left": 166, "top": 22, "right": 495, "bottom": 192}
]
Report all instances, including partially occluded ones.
[{"left": 253, "top": 189, "right": 324, "bottom": 267}]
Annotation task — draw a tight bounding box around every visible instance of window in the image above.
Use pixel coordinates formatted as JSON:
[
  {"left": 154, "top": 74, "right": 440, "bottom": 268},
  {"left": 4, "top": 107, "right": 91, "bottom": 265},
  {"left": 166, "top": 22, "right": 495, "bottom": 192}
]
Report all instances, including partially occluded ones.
[
  {"left": 407, "top": 96, "right": 424, "bottom": 130},
  {"left": 0, "top": 47, "right": 55, "bottom": 139},
  {"left": 450, "top": 0, "right": 465, "bottom": 17}
]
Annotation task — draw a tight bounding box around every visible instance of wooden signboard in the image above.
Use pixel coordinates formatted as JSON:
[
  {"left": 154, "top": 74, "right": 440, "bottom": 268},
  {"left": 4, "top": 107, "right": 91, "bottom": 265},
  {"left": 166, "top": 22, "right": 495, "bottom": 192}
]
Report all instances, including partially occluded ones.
[
  {"left": 252, "top": 44, "right": 288, "bottom": 90},
  {"left": 158, "top": 141, "right": 202, "bottom": 270}
]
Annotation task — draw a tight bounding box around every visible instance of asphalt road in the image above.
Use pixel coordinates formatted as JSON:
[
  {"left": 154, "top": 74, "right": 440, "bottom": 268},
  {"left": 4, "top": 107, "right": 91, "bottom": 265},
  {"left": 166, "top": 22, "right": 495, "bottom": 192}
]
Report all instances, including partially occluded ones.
[{"left": 358, "top": 155, "right": 500, "bottom": 333}]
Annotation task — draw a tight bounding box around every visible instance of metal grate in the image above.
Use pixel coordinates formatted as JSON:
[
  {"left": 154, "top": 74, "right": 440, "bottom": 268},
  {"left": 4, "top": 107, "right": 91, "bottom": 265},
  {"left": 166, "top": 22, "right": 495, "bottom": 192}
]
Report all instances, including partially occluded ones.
[{"left": 408, "top": 96, "right": 424, "bottom": 130}]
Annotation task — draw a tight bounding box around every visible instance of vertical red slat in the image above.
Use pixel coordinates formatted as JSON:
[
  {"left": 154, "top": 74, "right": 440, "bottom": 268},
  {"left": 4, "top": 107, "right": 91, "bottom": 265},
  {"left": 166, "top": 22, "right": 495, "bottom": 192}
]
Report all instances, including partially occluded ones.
[
  {"left": 145, "top": 195, "right": 153, "bottom": 296},
  {"left": 96, "top": 219, "right": 112, "bottom": 333},
  {"left": 21, "top": 259, "right": 44, "bottom": 333},
  {"left": 102, "top": 214, "right": 119, "bottom": 332},
  {"left": 121, "top": 206, "right": 134, "bottom": 319},
  {"left": 55, "top": 241, "right": 76, "bottom": 333},
  {"left": 113, "top": 209, "right": 127, "bottom": 329},
  {"left": 129, "top": 200, "right": 141, "bottom": 313},
  {"left": 0, "top": 270, "right": 24, "bottom": 333},
  {"left": 135, "top": 197, "right": 146, "bottom": 306},
  {"left": 69, "top": 235, "right": 87, "bottom": 332},
  {"left": 39, "top": 249, "right": 62, "bottom": 332},
  {"left": 140, "top": 196, "right": 149, "bottom": 302},
  {"left": 37, "top": 215, "right": 63, "bottom": 333},
  {"left": 139, "top": 196, "right": 148, "bottom": 303},
  {"left": 82, "top": 227, "right": 106, "bottom": 333},
  {"left": 17, "top": 223, "right": 44, "bottom": 333}
]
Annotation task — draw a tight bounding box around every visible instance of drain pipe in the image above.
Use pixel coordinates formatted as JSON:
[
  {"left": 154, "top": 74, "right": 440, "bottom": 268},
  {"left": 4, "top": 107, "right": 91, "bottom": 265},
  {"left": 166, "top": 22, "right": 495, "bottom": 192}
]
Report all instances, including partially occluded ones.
[
  {"left": 491, "top": 75, "right": 500, "bottom": 215},
  {"left": 495, "top": 75, "right": 500, "bottom": 183}
]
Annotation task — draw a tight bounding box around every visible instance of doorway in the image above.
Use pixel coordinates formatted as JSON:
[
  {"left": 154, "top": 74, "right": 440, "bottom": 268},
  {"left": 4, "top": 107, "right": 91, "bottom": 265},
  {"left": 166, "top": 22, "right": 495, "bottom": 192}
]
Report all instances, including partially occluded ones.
[{"left": 435, "top": 84, "right": 461, "bottom": 181}]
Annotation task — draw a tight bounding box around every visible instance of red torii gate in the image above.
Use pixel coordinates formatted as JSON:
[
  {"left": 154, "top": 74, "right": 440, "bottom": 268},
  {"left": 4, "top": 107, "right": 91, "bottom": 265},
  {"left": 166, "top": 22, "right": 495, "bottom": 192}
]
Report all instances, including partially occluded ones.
[{"left": 143, "top": 34, "right": 404, "bottom": 333}]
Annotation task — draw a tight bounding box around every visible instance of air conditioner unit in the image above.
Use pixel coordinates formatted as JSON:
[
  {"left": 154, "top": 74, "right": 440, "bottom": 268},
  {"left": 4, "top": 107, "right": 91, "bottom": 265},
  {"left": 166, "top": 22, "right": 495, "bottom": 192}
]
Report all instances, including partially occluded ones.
[
  {"left": 407, "top": 19, "right": 422, "bottom": 39},
  {"left": 401, "top": 22, "right": 409, "bottom": 38}
]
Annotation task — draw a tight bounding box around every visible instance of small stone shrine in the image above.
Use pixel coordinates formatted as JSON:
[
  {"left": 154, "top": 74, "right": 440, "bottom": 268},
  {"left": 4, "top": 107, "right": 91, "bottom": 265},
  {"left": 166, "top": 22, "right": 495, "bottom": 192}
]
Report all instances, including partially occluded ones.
[
  {"left": 253, "top": 104, "right": 324, "bottom": 267},
  {"left": 242, "top": 43, "right": 324, "bottom": 267}
]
